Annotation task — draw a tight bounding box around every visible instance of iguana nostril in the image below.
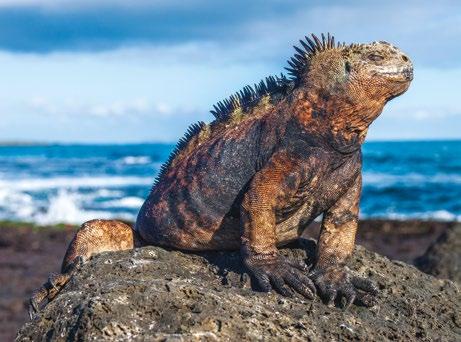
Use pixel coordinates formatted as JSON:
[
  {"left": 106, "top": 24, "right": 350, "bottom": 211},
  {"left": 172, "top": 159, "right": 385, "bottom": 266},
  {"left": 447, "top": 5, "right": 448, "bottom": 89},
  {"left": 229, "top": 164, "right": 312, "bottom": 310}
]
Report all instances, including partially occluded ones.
[{"left": 401, "top": 55, "right": 409, "bottom": 62}]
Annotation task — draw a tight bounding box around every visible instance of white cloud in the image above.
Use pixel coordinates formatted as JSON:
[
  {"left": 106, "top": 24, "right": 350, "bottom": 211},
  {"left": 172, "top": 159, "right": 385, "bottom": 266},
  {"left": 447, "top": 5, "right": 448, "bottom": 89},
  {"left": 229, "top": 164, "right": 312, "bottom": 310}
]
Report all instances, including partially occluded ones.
[
  {"left": 0, "top": 1, "right": 459, "bottom": 68},
  {"left": 27, "top": 96, "right": 173, "bottom": 119},
  {"left": 412, "top": 108, "right": 461, "bottom": 121},
  {"left": 240, "top": 1, "right": 461, "bottom": 68},
  {"left": 29, "top": 96, "right": 59, "bottom": 115},
  {"left": 0, "top": 3, "right": 458, "bottom": 143},
  {"left": 387, "top": 106, "right": 461, "bottom": 121},
  {"left": 88, "top": 99, "right": 150, "bottom": 117}
]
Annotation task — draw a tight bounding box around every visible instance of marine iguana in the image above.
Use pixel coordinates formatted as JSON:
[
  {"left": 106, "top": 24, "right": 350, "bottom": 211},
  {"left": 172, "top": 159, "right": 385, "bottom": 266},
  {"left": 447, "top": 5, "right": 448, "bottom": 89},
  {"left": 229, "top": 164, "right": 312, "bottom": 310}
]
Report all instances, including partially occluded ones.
[{"left": 29, "top": 33, "right": 413, "bottom": 316}]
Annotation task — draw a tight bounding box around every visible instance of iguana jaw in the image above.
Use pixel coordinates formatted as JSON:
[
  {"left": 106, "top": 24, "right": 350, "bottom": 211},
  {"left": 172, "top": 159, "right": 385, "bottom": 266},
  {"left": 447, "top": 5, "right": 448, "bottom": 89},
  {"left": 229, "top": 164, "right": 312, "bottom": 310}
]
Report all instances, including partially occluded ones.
[{"left": 374, "top": 65, "right": 413, "bottom": 83}]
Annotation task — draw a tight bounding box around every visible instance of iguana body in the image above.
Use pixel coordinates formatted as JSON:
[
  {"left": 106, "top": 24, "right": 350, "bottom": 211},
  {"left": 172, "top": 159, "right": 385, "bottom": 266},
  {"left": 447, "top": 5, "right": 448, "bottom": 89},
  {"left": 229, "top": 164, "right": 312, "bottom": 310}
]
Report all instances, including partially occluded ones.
[{"left": 30, "top": 34, "right": 413, "bottom": 315}]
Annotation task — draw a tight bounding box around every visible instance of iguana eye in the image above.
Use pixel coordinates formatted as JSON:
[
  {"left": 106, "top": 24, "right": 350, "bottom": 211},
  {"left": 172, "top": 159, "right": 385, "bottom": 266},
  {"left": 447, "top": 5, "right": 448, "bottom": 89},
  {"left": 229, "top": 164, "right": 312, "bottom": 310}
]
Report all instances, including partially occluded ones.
[
  {"left": 345, "top": 61, "right": 351, "bottom": 73},
  {"left": 368, "top": 54, "right": 384, "bottom": 62}
]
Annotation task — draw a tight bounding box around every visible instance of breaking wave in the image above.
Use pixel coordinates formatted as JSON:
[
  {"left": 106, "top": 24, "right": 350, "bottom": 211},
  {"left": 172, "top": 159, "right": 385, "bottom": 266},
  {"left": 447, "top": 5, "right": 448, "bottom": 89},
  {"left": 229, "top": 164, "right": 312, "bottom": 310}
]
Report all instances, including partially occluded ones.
[
  {"left": 120, "top": 156, "right": 152, "bottom": 165},
  {"left": 363, "top": 172, "right": 461, "bottom": 187},
  {"left": 0, "top": 141, "right": 460, "bottom": 224},
  {"left": 0, "top": 176, "right": 152, "bottom": 191}
]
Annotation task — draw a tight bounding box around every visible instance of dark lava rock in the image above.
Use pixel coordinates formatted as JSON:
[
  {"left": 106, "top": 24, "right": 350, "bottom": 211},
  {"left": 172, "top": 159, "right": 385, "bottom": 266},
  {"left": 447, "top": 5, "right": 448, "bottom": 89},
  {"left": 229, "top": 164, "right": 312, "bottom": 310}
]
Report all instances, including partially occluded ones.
[
  {"left": 415, "top": 224, "right": 461, "bottom": 283},
  {"left": 16, "top": 241, "right": 461, "bottom": 341}
]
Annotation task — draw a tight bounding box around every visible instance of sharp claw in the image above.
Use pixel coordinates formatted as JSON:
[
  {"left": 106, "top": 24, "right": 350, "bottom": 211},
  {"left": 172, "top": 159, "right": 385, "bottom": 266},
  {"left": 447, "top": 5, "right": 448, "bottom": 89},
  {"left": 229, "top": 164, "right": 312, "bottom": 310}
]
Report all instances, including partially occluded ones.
[
  {"left": 28, "top": 286, "right": 48, "bottom": 320},
  {"left": 341, "top": 289, "right": 356, "bottom": 310},
  {"left": 270, "top": 275, "right": 293, "bottom": 297},
  {"left": 302, "top": 286, "right": 314, "bottom": 299},
  {"left": 27, "top": 268, "right": 78, "bottom": 320},
  {"left": 278, "top": 287, "right": 293, "bottom": 298},
  {"left": 296, "top": 280, "right": 315, "bottom": 299},
  {"left": 307, "top": 268, "right": 319, "bottom": 278},
  {"left": 351, "top": 276, "right": 379, "bottom": 295},
  {"left": 28, "top": 299, "right": 38, "bottom": 320},
  {"left": 284, "top": 272, "right": 315, "bottom": 299},
  {"left": 313, "top": 275, "right": 327, "bottom": 295},
  {"left": 307, "top": 266, "right": 379, "bottom": 308},
  {"left": 299, "top": 274, "right": 317, "bottom": 296},
  {"left": 325, "top": 288, "right": 337, "bottom": 306},
  {"left": 307, "top": 280, "right": 316, "bottom": 296},
  {"left": 345, "top": 295, "right": 356, "bottom": 309},
  {"left": 48, "top": 278, "right": 59, "bottom": 292},
  {"left": 254, "top": 272, "right": 272, "bottom": 293},
  {"left": 355, "top": 292, "right": 377, "bottom": 307}
]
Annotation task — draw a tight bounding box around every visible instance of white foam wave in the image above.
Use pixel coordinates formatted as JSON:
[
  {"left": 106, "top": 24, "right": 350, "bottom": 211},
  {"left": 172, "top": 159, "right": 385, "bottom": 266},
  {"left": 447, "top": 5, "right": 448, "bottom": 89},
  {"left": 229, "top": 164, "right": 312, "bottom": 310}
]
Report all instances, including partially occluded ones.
[
  {"left": 33, "top": 190, "right": 134, "bottom": 225},
  {"left": 363, "top": 172, "right": 461, "bottom": 187},
  {"left": 92, "top": 189, "right": 125, "bottom": 198},
  {"left": 361, "top": 210, "right": 461, "bottom": 222},
  {"left": 100, "top": 196, "right": 145, "bottom": 209},
  {"left": 0, "top": 187, "right": 35, "bottom": 218},
  {"left": 120, "top": 156, "right": 151, "bottom": 165},
  {"left": 1, "top": 184, "right": 459, "bottom": 224},
  {"left": 0, "top": 186, "right": 138, "bottom": 224},
  {"left": 0, "top": 176, "right": 152, "bottom": 191}
]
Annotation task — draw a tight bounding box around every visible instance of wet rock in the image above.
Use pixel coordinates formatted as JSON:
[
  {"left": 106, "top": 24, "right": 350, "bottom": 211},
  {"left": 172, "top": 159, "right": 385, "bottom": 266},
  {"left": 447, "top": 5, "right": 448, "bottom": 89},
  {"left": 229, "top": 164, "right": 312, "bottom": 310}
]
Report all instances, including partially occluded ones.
[
  {"left": 415, "top": 224, "right": 461, "bottom": 283},
  {"left": 17, "top": 241, "right": 460, "bottom": 341}
]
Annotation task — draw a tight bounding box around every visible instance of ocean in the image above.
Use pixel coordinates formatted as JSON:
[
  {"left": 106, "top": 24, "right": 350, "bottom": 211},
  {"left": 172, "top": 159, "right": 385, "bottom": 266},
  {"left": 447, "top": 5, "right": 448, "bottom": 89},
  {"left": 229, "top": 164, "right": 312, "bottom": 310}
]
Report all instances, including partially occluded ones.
[{"left": 0, "top": 141, "right": 460, "bottom": 224}]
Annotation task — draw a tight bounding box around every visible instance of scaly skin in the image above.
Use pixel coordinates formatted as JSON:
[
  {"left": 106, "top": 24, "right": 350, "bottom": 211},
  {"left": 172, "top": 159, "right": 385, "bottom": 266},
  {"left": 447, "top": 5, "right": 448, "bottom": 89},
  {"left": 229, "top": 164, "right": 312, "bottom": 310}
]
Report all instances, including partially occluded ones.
[{"left": 30, "top": 34, "right": 413, "bottom": 316}]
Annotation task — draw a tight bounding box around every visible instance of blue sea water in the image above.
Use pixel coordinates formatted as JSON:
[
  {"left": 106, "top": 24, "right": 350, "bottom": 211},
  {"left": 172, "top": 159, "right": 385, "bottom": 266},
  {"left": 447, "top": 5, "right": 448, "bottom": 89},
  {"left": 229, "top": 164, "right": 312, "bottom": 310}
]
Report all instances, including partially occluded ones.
[{"left": 0, "top": 141, "right": 459, "bottom": 224}]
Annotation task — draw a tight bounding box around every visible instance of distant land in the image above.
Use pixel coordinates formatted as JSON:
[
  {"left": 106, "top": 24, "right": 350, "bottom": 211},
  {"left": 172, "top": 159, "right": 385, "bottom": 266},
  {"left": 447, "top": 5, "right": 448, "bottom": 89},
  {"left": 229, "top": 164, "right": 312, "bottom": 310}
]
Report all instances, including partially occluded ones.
[
  {"left": 0, "top": 141, "right": 54, "bottom": 147},
  {"left": 0, "top": 138, "right": 460, "bottom": 147},
  {"left": 0, "top": 141, "right": 172, "bottom": 147}
]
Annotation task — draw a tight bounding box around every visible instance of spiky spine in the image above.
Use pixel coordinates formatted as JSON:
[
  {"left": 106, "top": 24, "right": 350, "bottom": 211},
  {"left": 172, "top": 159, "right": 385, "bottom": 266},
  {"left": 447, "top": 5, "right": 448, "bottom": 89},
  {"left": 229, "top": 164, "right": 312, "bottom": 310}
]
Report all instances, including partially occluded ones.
[
  {"left": 152, "top": 121, "right": 206, "bottom": 187},
  {"left": 153, "top": 33, "right": 337, "bottom": 190},
  {"left": 209, "top": 74, "right": 292, "bottom": 122}
]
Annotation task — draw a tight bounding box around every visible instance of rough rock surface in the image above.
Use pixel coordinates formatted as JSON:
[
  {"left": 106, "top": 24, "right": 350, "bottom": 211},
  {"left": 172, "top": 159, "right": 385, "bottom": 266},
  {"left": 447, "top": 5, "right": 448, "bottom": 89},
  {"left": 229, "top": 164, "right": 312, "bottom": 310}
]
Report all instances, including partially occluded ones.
[
  {"left": 415, "top": 224, "right": 461, "bottom": 283},
  {"left": 17, "top": 240, "right": 460, "bottom": 341}
]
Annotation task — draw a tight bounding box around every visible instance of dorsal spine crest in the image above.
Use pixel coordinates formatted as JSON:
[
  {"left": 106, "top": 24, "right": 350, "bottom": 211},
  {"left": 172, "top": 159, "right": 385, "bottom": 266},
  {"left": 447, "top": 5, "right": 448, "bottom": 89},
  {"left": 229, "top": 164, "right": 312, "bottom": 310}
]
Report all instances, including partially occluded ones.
[{"left": 153, "top": 33, "right": 338, "bottom": 190}]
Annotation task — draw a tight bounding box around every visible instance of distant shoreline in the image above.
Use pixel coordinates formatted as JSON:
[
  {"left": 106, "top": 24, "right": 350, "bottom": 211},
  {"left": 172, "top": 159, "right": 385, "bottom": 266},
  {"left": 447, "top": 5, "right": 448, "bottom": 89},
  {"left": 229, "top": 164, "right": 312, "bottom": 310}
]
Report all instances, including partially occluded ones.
[
  {"left": 0, "top": 141, "right": 54, "bottom": 147},
  {"left": 0, "top": 141, "right": 175, "bottom": 147},
  {"left": 0, "top": 139, "right": 460, "bottom": 147}
]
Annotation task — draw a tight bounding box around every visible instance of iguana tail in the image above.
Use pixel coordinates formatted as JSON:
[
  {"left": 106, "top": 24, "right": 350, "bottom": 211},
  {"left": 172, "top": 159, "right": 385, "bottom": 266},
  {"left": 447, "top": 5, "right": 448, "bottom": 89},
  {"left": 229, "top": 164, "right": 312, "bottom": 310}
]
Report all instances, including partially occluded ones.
[{"left": 29, "top": 219, "right": 144, "bottom": 319}]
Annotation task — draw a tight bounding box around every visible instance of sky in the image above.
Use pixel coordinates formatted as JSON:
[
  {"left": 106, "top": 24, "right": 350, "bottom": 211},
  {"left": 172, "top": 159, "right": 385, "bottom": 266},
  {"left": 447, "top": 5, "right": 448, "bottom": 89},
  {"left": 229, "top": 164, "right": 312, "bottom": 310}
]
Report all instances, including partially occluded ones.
[{"left": 0, "top": 0, "right": 460, "bottom": 143}]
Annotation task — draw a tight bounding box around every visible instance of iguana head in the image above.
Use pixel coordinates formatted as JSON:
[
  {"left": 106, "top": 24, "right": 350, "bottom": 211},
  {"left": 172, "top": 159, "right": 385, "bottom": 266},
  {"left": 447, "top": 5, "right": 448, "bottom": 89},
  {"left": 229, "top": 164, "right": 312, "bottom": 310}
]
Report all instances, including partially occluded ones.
[
  {"left": 289, "top": 34, "right": 413, "bottom": 103},
  {"left": 287, "top": 34, "right": 413, "bottom": 138},
  {"left": 340, "top": 40, "right": 413, "bottom": 103}
]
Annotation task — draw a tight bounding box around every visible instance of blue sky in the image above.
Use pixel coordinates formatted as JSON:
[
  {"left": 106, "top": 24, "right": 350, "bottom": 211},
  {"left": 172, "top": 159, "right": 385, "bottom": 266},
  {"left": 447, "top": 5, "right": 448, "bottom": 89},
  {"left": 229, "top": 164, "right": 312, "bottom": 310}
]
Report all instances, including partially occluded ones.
[{"left": 0, "top": 0, "right": 459, "bottom": 143}]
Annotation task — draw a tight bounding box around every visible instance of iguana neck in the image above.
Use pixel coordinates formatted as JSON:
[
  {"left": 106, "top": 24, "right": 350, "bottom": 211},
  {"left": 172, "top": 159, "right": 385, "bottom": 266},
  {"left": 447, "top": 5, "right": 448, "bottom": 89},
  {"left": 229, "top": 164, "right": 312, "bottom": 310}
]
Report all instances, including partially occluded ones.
[{"left": 289, "top": 86, "right": 385, "bottom": 148}]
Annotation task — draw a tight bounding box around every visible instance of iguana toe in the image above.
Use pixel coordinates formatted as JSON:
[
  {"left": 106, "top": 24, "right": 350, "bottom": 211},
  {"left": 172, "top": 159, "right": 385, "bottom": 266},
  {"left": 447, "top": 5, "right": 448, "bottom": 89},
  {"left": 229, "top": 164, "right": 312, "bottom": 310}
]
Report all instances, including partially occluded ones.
[
  {"left": 48, "top": 272, "right": 60, "bottom": 292},
  {"left": 28, "top": 287, "right": 46, "bottom": 320},
  {"left": 27, "top": 258, "right": 84, "bottom": 319},
  {"left": 28, "top": 272, "right": 72, "bottom": 318},
  {"left": 245, "top": 255, "right": 315, "bottom": 299},
  {"left": 309, "top": 266, "right": 378, "bottom": 308},
  {"left": 351, "top": 275, "right": 379, "bottom": 296}
]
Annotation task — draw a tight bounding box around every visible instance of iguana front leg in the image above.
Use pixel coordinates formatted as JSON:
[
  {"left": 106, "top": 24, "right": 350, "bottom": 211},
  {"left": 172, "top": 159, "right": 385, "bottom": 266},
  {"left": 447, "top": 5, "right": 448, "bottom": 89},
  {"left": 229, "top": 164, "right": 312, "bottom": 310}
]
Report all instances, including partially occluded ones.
[
  {"left": 309, "top": 174, "right": 378, "bottom": 308},
  {"left": 241, "top": 151, "right": 316, "bottom": 299}
]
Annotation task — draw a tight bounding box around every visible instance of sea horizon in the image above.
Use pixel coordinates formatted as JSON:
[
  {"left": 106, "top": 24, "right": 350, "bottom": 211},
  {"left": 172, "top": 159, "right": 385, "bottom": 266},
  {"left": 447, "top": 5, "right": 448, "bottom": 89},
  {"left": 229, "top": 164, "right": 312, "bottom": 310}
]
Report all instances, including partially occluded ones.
[{"left": 1, "top": 137, "right": 460, "bottom": 147}]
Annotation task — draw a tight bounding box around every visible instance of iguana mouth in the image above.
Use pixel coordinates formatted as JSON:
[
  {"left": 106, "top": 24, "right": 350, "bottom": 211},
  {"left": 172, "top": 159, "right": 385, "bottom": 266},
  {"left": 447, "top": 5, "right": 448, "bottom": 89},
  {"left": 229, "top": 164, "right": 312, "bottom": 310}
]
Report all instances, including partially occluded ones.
[{"left": 379, "top": 67, "right": 413, "bottom": 82}]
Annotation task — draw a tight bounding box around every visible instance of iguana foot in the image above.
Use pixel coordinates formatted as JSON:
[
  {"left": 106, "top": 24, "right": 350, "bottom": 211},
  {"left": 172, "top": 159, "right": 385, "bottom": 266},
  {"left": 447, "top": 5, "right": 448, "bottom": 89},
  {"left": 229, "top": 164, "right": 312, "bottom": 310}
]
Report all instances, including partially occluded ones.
[
  {"left": 28, "top": 256, "right": 84, "bottom": 319},
  {"left": 308, "top": 266, "right": 378, "bottom": 308},
  {"left": 244, "top": 254, "right": 316, "bottom": 299}
]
